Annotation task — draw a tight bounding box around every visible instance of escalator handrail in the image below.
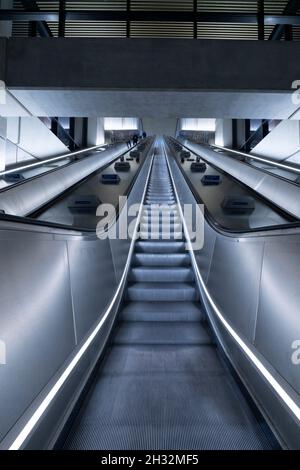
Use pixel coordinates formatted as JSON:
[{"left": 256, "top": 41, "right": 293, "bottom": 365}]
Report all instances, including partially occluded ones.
[
  {"left": 208, "top": 143, "right": 300, "bottom": 179},
  {"left": 0, "top": 143, "right": 128, "bottom": 194},
  {"left": 0, "top": 144, "right": 107, "bottom": 178}
]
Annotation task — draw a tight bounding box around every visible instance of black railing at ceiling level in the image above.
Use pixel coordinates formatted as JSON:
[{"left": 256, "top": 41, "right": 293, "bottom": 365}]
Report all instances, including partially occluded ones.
[{"left": 4, "top": 0, "right": 300, "bottom": 40}]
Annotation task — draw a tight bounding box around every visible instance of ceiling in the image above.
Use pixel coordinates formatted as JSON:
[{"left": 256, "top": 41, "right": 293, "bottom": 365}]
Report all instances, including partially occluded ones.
[{"left": 11, "top": 1, "right": 300, "bottom": 40}]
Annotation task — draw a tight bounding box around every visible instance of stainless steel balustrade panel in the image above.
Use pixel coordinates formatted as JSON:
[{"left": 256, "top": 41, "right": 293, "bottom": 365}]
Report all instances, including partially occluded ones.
[
  {"left": 67, "top": 238, "right": 117, "bottom": 343},
  {"left": 0, "top": 143, "right": 127, "bottom": 217},
  {"left": 255, "top": 239, "right": 300, "bottom": 394},
  {"left": 207, "top": 236, "right": 264, "bottom": 341},
  {"left": 182, "top": 139, "right": 300, "bottom": 220},
  {"left": 0, "top": 237, "right": 76, "bottom": 443},
  {"left": 167, "top": 152, "right": 217, "bottom": 284}
]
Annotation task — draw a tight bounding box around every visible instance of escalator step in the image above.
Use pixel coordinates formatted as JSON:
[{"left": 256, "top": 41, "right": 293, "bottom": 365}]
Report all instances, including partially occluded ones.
[
  {"left": 120, "top": 301, "right": 204, "bottom": 322},
  {"left": 127, "top": 282, "right": 198, "bottom": 302},
  {"left": 129, "top": 267, "right": 194, "bottom": 283},
  {"left": 133, "top": 253, "right": 191, "bottom": 267},
  {"left": 113, "top": 322, "right": 211, "bottom": 345},
  {"left": 135, "top": 241, "right": 186, "bottom": 253}
]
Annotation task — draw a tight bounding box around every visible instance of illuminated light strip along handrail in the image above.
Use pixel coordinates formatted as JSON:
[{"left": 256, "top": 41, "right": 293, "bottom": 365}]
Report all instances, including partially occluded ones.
[
  {"left": 8, "top": 152, "right": 155, "bottom": 450},
  {"left": 209, "top": 143, "right": 300, "bottom": 175},
  {"left": 163, "top": 142, "right": 300, "bottom": 424},
  {"left": 0, "top": 144, "right": 108, "bottom": 177}
]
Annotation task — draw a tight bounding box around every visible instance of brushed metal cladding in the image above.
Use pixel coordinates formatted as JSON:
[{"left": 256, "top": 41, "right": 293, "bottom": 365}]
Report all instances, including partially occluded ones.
[
  {"left": 195, "top": 223, "right": 217, "bottom": 285},
  {"left": 0, "top": 143, "right": 127, "bottom": 217},
  {"left": 67, "top": 238, "right": 117, "bottom": 343},
  {"left": 15, "top": 289, "right": 123, "bottom": 450},
  {"left": 0, "top": 238, "right": 75, "bottom": 442},
  {"left": 207, "top": 236, "right": 264, "bottom": 341},
  {"left": 167, "top": 152, "right": 216, "bottom": 284},
  {"left": 182, "top": 140, "right": 300, "bottom": 220},
  {"left": 255, "top": 240, "right": 300, "bottom": 395}
]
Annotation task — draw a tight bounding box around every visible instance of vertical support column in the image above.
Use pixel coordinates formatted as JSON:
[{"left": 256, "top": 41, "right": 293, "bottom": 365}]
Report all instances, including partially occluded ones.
[
  {"left": 232, "top": 119, "right": 238, "bottom": 149},
  {"left": 51, "top": 118, "right": 59, "bottom": 137},
  {"left": 244, "top": 119, "right": 251, "bottom": 153},
  {"left": 284, "top": 25, "right": 293, "bottom": 41},
  {"left": 262, "top": 119, "right": 269, "bottom": 138},
  {"left": 73, "top": 118, "right": 84, "bottom": 148},
  {"left": 215, "top": 119, "right": 233, "bottom": 148},
  {"left": 69, "top": 117, "right": 76, "bottom": 151},
  {"left": 58, "top": 0, "right": 66, "bottom": 38},
  {"left": 257, "top": 0, "right": 265, "bottom": 40},
  {"left": 126, "top": 0, "right": 130, "bottom": 38},
  {"left": 87, "top": 118, "right": 105, "bottom": 146},
  {"left": 0, "top": 117, "right": 7, "bottom": 171},
  {"left": 193, "top": 0, "right": 197, "bottom": 39},
  {"left": 0, "top": 0, "right": 13, "bottom": 37},
  {"left": 28, "top": 21, "right": 37, "bottom": 37},
  {"left": 82, "top": 118, "right": 88, "bottom": 148},
  {"left": 236, "top": 120, "right": 246, "bottom": 150}
]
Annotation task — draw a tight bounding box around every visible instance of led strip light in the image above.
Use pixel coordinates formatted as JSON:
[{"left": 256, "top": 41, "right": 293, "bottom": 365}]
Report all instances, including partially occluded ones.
[
  {"left": 210, "top": 144, "right": 300, "bottom": 175},
  {"left": 8, "top": 152, "right": 155, "bottom": 450},
  {"left": 163, "top": 142, "right": 300, "bottom": 424},
  {"left": 0, "top": 145, "right": 107, "bottom": 177}
]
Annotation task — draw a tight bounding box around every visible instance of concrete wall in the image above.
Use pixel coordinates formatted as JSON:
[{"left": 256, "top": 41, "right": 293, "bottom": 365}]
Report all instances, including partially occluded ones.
[
  {"left": 0, "top": 92, "right": 69, "bottom": 169},
  {"left": 215, "top": 119, "right": 233, "bottom": 147},
  {"left": 142, "top": 117, "right": 177, "bottom": 137},
  {"left": 87, "top": 117, "right": 105, "bottom": 146},
  {"left": 3, "top": 38, "right": 300, "bottom": 92},
  {"left": 2, "top": 38, "right": 300, "bottom": 120},
  {"left": 251, "top": 120, "right": 300, "bottom": 163},
  {"left": 1, "top": 116, "right": 69, "bottom": 167}
]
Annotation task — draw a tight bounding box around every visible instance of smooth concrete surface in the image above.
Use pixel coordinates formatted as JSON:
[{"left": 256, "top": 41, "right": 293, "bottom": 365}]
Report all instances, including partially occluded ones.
[
  {"left": 1, "top": 38, "right": 300, "bottom": 119},
  {"left": 87, "top": 117, "right": 105, "bottom": 146},
  {"left": 2, "top": 38, "right": 300, "bottom": 91},
  {"left": 8, "top": 89, "right": 300, "bottom": 120},
  {"left": 251, "top": 119, "right": 300, "bottom": 163},
  {"left": 143, "top": 117, "right": 177, "bottom": 137},
  {"left": 215, "top": 119, "right": 232, "bottom": 147}
]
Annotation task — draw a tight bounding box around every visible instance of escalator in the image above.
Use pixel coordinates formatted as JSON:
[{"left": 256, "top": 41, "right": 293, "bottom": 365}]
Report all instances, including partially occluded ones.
[
  {"left": 62, "top": 145, "right": 276, "bottom": 450},
  {"left": 1, "top": 138, "right": 299, "bottom": 450}
]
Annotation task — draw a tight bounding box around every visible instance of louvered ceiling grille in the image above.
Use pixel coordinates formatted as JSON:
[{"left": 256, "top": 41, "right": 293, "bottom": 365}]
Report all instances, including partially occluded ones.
[
  {"left": 131, "top": 21, "right": 193, "bottom": 38},
  {"left": 197, "top": 23, "right": 258, "bottom": 40},
  {"left": 197, "top": 1, "right": 287, "bottom": 13},
  {"left": 131, "top": 1, "right": 193, "bottom": 11},
  {"left": 11, "top": 1, "right": 299, "bottom": 40},
  {"left": 64, "top": 21, "right": 126, "bottom": 37}
]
